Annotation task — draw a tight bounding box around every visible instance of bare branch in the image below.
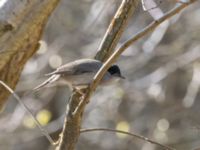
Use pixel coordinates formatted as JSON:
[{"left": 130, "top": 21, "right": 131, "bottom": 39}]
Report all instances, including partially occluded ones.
[
  {"left": 90, "top": 0, "right": 197, "bottom": 101},
  {"left": 0, "top": 0, "right": 60, "bottom": 110},
  {"left": 0, "top": 80, "right": 55, "bottom": 145},
  {"left": 95, "top": 0, "right": 140, "bottom": 62},
  {"left": 55, "top": 92, "right": 84, "bottom": 150},
  {"left": 74, "top": 0, "right": 197, "bottom": 119},
  {"left": 56, "top": 1, "right": 197, "bottom": 150},
  {"left": 81, "top": 128, "right": 175, "bottom": 150}
]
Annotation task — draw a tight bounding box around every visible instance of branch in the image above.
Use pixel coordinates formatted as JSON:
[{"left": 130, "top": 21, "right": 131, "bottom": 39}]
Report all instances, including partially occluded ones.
[
  {"left": 95, "top": 0, "right": 140, "bottom": 62},
  {"left": 72, "top": 0, "right": 197, "bottom": 135},
  {"left": 0, "top": 80, "right": 55, "bottom": 145},
  {"left": 55, "top": 92, "right": 84, "bottom": 150},
  {"left": 56, "top": 1, "right": 197, "bottom": 149},
  {"left": 86, "top": 0, "right": 197, "bottom": 104},
  {"left": 81, "top": 128, "right": 175, "bottom": 150},
  {"left": 0, "top": 0, "right": 60, "bottom": 110}
]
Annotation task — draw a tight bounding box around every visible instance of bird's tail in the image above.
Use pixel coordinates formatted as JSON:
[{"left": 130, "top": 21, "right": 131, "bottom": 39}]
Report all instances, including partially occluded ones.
[{"left": 33, "top": 74, "right": 60, "bottom": 91}]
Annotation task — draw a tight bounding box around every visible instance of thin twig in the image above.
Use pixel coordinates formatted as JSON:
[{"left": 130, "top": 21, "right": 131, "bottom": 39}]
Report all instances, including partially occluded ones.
[
  {"left": 81, "top": 128, "right": 175, "bottom": 150},
  {"left": 0, "top": 80, "right": 55, "bottom": 145}
]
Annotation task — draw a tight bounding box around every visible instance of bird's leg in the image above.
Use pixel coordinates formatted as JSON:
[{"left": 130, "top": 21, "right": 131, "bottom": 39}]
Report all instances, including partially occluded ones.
[
  {"left": 73, "top": 84, "right": 90, "bottom": 97},
  {"left": 73, "top": 87, "right": 85, "bottom": 95},
  {"left": 72, "top": 84, "right": 91, "bottom": 116}
]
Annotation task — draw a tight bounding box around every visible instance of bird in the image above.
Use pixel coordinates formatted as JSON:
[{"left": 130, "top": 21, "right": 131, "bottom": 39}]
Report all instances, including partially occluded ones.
[{"left": 33, "top": 59, "right": 125, "bottom": 92}]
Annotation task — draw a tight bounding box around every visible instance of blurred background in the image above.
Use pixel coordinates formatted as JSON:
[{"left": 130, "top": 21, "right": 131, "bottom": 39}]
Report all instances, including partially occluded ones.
[{"left": 0, "top": 0, "right": 200, "bottom": 150}]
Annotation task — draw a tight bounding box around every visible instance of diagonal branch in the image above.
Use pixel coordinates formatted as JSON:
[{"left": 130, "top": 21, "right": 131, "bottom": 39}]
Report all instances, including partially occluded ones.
[
  {"left": 0, "top": 80, "right": 55, "bottom": 145},
  {"left": 87, "top": 0, "right": 197, "bottom": 102},
  {"left": 74, "top": 0, "right": 197, "bottom": 124},
  {"left": 95, "top": 0, "right": 140, "bottom": 62}
]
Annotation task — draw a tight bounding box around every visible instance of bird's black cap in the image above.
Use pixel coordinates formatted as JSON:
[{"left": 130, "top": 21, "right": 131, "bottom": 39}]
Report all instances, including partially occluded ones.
[{"left": 108, "top": 65, "right": 125, "bottom": 79}]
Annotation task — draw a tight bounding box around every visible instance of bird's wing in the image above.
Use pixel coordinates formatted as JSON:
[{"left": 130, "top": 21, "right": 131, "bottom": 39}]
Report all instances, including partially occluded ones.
[{"left": 46, "top": 59, "right": 102, "bottom": 76}]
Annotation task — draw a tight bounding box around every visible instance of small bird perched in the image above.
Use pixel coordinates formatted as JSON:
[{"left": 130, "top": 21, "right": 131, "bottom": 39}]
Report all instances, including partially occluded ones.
[{"left": 34, "top": 59, "right": 124, "bottom": 92}]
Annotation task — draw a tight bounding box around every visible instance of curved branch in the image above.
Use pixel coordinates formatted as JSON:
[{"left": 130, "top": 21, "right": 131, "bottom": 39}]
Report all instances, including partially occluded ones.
[{"left": 81, "top": 128, "right": 175, "bottom": 150}]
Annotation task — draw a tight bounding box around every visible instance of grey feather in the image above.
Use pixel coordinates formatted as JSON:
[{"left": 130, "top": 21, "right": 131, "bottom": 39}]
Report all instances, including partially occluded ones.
[
  {"left": 33, "top": 74, "right": 60, "bottom": 91},
  {"left": 45, "top": 59, "right": 102, "bottom": 76}
]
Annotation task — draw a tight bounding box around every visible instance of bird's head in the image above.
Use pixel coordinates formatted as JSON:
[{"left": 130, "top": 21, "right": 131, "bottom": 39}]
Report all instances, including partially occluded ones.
[{"left": 108, "top": 65, "right": 125, "bottom": 79}]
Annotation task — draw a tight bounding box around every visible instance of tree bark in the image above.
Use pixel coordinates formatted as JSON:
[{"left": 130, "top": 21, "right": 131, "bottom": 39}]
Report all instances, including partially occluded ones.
[
  {"left": 0, "top": 0, "right": 60, "bottom": 110},
  {"left": 95, "top": 0, "right": 140, "bottom": 62}
]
